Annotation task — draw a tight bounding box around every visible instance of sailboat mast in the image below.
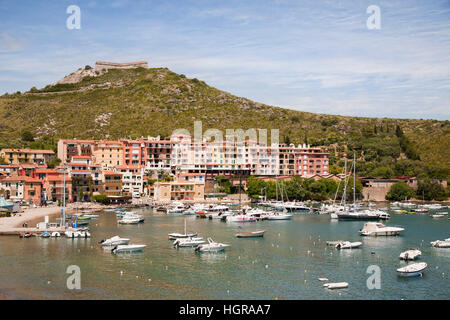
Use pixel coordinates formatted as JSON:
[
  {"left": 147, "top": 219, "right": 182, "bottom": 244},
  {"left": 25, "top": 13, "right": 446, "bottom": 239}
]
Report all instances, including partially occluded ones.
[
  {"left": 342, "top": 158, "right": 347, "bottom": 206},
  {"left": 353, "top": 153, "right": 356, "bottom": 204}
]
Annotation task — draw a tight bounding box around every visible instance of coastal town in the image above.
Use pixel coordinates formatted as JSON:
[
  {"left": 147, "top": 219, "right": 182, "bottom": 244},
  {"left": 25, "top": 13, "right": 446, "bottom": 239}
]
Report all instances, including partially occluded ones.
[{"left": 1, "top": 136, "right": 446, "bottom": 208}]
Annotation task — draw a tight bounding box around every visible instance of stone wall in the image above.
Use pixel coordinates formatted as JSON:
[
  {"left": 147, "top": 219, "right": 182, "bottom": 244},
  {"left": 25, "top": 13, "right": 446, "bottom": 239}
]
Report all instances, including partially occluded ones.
[{"left": 94, "top": 61, "right": 148, "bottom": 72}]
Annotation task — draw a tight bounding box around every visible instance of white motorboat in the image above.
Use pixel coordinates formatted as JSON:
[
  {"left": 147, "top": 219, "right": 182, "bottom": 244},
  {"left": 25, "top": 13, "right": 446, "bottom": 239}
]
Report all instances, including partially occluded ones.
[
  {"left": 359, "top": 222, "right": 404, "bottom": 236},
  {"left": 335, "top": 241, "right": 362, "bottom": 249},
  {"left": 235, "top": 230, "right": 266, "bottom": 238},
  {"left": 82, "top": 213, "right": 99, "bottom": 218},
  {"left": 323, "top": 282, "right": 349, "bottom": 289},
  {"left": 399, "top": 249, "right": 422, "bottom": 260},
  {"left": 118, "top": 211, "right": 145, "bottom": 222},
  {"left": 396, "top": 262, "right": 427, "bottom": 277},
  {"left": 118, "top": 217, "right": 141, "bottom": 224},
  {"left": 79, "top": 230, "right": 90, "bottom": 238},
  {"left": 266, "top": 212, "right": 293, "bottom": 220},
  {"left": 431, "top": 214, "right": 446, "bottom": 219},
  {"left": 99, "top": 235, "right": 130, "bottom": 246},
  {"left": 65, "top": 230, "right": 81, "bottom": 238},
  {"left": 173, "top": 237, "right": 205, "bottom": 248},
  {"left": 226, "top": 214, "right": 257, "bottom": 222},
  {"left": 51, "top": 232, "right": 61, "bottom": 237},
  {"left": 111, "top": 244, "right": 146, "bottom": 254},
  {"left": 195, "top": 237, "right": 230, "bottom": 253},
  {"left": 430, "top": 239, "right": 450, "bottom": 248},
  {"left": 377, "top": 212, "right": 391, "bottom": 220}
]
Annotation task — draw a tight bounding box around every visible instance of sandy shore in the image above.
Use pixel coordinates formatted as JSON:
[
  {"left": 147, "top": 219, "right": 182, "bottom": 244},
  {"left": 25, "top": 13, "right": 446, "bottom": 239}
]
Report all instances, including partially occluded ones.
[{"left": 0, "top": 206, "right": 61, "bottom": 229}]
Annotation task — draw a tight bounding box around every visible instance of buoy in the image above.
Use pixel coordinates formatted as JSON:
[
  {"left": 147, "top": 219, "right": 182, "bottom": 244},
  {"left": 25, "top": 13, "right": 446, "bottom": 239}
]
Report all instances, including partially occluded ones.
[{"left": 265, "top": 264, "right": 268, "bottom": 269}]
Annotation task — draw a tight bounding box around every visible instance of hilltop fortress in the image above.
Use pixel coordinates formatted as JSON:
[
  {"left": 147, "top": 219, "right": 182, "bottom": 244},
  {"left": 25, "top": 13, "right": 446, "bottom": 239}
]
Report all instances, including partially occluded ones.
[
  {"left": 94, "top": 61, "right": 149, "bottom": 72},
  {"left": 57, "top": 60, "right": 149, "bottom": 84}
]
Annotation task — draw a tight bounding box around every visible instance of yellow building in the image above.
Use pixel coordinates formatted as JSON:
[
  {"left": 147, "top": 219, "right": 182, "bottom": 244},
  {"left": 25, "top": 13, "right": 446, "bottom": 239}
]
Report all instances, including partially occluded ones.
[
  {"left": 0, "top": 148, "right": 55, "bottom": 165},
  {"left": 154, "top": 181, "right": 205, "bottom": 201},
  {"left": 93, "top": 141, "right": 123, "bottom": 169}
]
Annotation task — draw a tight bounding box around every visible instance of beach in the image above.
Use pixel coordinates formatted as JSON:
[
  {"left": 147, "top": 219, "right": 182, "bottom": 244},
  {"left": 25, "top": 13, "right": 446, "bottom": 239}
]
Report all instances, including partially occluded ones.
[{"left": 0, "top": 206, "right": 61, "bottom": 230}]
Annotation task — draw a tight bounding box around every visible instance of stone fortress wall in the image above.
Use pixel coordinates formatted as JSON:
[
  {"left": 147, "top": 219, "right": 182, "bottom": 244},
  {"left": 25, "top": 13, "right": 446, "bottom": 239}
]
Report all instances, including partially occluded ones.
[{"left": 94, "top": 61, "right": 149, "bottom": 72}]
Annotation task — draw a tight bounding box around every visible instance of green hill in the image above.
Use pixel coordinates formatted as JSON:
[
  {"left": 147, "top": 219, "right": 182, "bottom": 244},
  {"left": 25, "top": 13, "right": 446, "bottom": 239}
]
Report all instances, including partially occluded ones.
[{"left": 0, "top": 66, "right": 449, "bottom": 178}]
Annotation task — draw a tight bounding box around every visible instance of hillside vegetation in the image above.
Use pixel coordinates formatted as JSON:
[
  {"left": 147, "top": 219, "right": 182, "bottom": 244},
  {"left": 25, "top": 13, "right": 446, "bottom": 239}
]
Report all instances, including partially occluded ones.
[{"left": 0, "top": 66, "right": 449, "bottom": 178}]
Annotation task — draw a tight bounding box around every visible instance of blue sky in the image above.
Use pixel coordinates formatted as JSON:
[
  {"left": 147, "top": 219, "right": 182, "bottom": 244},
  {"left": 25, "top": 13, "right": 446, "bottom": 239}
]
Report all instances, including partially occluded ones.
[{"left": 0, "top": 0, "right": 449, "bottom": 120}]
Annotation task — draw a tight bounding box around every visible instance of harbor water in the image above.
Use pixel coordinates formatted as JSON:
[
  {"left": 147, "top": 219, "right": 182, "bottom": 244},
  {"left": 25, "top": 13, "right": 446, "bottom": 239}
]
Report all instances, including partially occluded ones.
[{"left": 0, "top": 207, "right": 449, "bottom": 299}]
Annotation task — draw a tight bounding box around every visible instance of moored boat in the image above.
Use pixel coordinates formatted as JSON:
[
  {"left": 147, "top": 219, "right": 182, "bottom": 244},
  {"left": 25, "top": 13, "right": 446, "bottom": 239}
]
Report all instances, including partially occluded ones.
[
  {"left": 359, "top": 222, "right": 404, "bottom": 236},
  {"left": 195, "top": 237, "right": 230, "bottom": 253},
  {"left": 396, "top": 262, "right": 427, "bottom": 277},
  {"left": 399, "top": 249, "right": 421, "bottom": 260},
  {"left": 235, "top": 230, "right": 266, "bottom": 238},
  {"left": 335, "top": 241, "right": 362, "bottom": 249},
  {"left": 111, "top": 244, "right": 146, "bottom": 254},
  {"left": 173, "top": 237, "right": 205, "bottom": 248},
  {"left": 99, "top": 235, "right": 130, "bottom": 246}
]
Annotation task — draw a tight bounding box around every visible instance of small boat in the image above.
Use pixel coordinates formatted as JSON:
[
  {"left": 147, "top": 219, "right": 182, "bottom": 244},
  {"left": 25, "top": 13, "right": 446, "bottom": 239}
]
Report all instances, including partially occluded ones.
[
  {"left": 79, "top": 231, "right": 90, "bottom": 238},
  {"left": 226, "top": 214, "right": 257, "bottom": 222},
  {"left": 399, "top": 249, "right": 421, "bottom": 260},
  {"left": 195, "top": 237, "right": 230, "bottom": 253},
  {"left": 266, "top": 213, "right": 293, "bottom": 220},
  {"left": 81, "top": 214, "right": 99, "bottom": 218},
  {"left": 65, "top": 230, "right": 80, "bottom": 238},
  {"left": 431, "top": 214, "right": 445, "bottom": 219},
  {"left": 335, "top": 241, "right": 362, "bottom": 249},
  {"left": 118, "top": 217, "right": 141, "bottom": 224},
  {"left": 378, "top": 212, "right": 391, "bottom": 220},
  {"left": 19, "top": 232, "right": 32, "bottom": 238},
  {"left": 99, "top": 235, "right": 130, "bottom": 246},
  {"left": 430, "top": 239, "right": 450, "bottom": 248},
  {"left": 323, "top": 282, "right": 349, "bottom": 289},
  {"left": 111, "top": 244, "right": 146, "bottom": 254},
  {"left": 359, "top": 222, "right": 404, "bottom": 236},
  {"left": 397, "top": 262, "right": 427, "bottom": 277},
  {"left": 235, "top": 230, "right": 266, "bottom": 238},
  {"left": 173, "top": 237, "right": 205, "bottom": 248},
  {"left": 168, "top": 219, "right": 197, "bottom": 239},
  {"left": 40, "top": 231, "right": 51, "bottom": 238},
  {"left": 51, "top": 232, "right": 61, "bottom": 237}
]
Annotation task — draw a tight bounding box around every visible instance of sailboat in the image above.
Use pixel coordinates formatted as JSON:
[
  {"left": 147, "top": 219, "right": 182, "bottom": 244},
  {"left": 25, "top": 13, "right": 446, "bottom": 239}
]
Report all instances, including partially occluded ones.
[
  {"left": 168, "top": 219, "right": 197, "bottom": 240},
  {"left": 336, "top": 155, "right": 382, "bottom": 221}
]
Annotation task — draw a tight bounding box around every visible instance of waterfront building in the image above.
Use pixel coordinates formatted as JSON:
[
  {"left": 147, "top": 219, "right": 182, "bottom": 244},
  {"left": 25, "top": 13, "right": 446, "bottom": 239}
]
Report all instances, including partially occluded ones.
[
  {"left": 153, "top": 180, "right": 205, "bottom": 201},
  {"left": 115, "top": 165, "right": 144, "bottom": 195},
  {"left": 67, "top": 156, "right": 102, "bottom": 201},
  {"left": 0, "top": 148, "right": 55, "bottom": 165},
  {"left": 57, "top": 139, "right": 96, "bottom": 164},
  {"left": 0, "top": 176, "right": 43, "bottom": 205},
  {"left": 93, "top": 140, "right": 123, "bottom": 169},
  {"left": 102, "top": 170, "right": 123, "bottom": 196}
]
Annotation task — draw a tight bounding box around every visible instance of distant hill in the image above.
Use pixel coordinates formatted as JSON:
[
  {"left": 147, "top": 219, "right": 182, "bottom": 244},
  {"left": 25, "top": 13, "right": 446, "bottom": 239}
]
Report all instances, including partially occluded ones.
[{"left": 0, "top": 65, "right": 449, "bottom": 178}]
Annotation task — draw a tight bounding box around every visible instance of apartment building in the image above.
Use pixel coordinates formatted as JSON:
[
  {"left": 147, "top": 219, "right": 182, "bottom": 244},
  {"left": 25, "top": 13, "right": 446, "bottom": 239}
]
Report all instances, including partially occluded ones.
[
  {"left": 67, "top": 156, "right": 102, "bottom": 201},
  {"left": 0, "top": 148, "right": 55, "bottom": 165},
  {"left": 93, "top": 141, "right": 123, "bottom": 169},
  {"left": 154, "top": 181, "right": 205, "bottom": 201},
  {"left": 57, "top": 139, "right": 96, "bottom": 164},
  {"left": 103, "top": 171, "right": 123, "bottom": 196},
  {"left": 115, "top": 165, "right": 144, "bottom": 195},
  {"left": 0, "top": 176, "right": 43, "bottom": 205}
]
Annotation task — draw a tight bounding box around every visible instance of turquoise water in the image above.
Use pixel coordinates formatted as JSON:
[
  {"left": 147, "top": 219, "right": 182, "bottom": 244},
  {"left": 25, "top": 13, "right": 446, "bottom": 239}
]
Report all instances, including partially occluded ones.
[{"left": 0, "top": 208, "right": 449, "bottom": 300}]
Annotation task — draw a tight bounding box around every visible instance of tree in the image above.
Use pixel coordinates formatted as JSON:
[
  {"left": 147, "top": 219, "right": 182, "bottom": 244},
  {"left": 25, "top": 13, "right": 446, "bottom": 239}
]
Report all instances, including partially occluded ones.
[
  {"left": 47, "top": 157, "right": 61, "bottom": 169},
  {"left": 21, "top": 130, "right": 34, "bottom": 142},
  {"left": 416, "top": 179, "right": 447, "bottom": 201},
  {"left": 92, "top": 194, "right": 110, "bottom": 205},
  {"left": 386, "top": 182, "right": 415, "bottom": 201}
]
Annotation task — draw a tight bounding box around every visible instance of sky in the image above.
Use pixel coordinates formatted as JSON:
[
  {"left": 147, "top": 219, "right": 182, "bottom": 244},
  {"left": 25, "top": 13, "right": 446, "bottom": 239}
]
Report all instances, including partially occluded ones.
[{"left": 0, "top": 0, "right": 449, "bottom": 120}]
